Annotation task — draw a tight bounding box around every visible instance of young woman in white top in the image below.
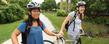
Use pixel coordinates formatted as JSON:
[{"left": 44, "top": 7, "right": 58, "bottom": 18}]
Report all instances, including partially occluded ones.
[{"left": 59, "top": 1, "right": 86, "bottom": 44}]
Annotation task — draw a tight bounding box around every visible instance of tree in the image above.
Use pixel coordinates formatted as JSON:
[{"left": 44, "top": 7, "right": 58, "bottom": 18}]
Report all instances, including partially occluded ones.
[
  {"left": 40, "top": 0, "right": 57, "bottom": 11},
  {"left": 0, "top": 0, "right": 30, "bottom": 23},
  {"left": 83, "top": 0, "right": 108, "bottom": 16}
]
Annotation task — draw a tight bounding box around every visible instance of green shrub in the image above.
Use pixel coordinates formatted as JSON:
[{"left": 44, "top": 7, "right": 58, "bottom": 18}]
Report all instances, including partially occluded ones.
[
  {"left": 0, "top": 4, "right": 25, "bottom": 23},
  {"left": 85, "top": 16, "right": 109, "bottom": 25},
  {"left": 83, "top": 16, "right": 109, "bottom": 37},
  {"left": 56, "top": 9, "right": 68, "bottom": 17}
]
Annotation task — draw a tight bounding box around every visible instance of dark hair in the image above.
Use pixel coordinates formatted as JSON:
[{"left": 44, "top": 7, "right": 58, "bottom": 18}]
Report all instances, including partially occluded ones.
[
  {"left": 75, "top": 10, "right": 83, "bottom": 20},
  {"left": 24, "top": 13, "right": 41, "bottom": 28},
  {"left": 80, "top": 14, "right": 83, "bottom": 20}
]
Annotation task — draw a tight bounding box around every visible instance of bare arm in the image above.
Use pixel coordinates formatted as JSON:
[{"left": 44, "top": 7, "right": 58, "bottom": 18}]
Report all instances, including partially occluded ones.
[
  {"left": 80, "top": 23, "right": 83, "bottom": 30},
  {"left": 59, "top": 15, "right": 72, "bottom": 35},
  {"left": 11, "top": 28, "right": 20, "bottom": 44},
  {"left": 43, "top": 28, "right": 56, "bottom": 36}
]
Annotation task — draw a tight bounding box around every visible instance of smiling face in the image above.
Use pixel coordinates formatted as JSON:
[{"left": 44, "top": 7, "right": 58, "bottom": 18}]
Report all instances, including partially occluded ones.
[
  {"left": 77, "top": 6, "right": 85, "bottom": 14},
  {"left": 29, "top": 8, "right": 40, "bottom": 19}
]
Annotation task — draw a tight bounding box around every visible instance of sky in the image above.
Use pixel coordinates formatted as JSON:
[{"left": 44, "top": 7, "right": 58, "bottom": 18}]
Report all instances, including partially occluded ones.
[{"left": 32, "top": 0, "right": 61, "bottom": 4}]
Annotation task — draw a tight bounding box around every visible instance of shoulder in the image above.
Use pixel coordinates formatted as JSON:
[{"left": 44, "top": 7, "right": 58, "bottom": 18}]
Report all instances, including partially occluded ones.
[
  {"left": 19, "top": 22, "right": 26, "bottom": 26},
  {"left": 69, "top": 11, "right": 75, "bottom": 15},
  {"left": 68, "top": 11, "right": 76, "bottom": 17},
  {"left": 17, "top": 22, "right": 27, "bottom": 32}
]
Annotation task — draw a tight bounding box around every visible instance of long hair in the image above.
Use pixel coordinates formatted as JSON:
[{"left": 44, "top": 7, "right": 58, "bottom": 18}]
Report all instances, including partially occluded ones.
[
  {"left": 75, "top": 10, "right": 84, "bottom": 20},
  {"left": 24, "top": 13, "right": 41, "bottom": 27}
]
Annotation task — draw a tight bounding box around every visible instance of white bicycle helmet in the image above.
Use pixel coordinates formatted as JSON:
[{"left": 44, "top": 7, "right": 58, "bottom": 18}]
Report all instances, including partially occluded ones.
[
  {"left": 27, "top": 2, "right": 40, "bottom": 9},
  {"left": 76, "top": 1, "right": 86, "bottom": 7}
]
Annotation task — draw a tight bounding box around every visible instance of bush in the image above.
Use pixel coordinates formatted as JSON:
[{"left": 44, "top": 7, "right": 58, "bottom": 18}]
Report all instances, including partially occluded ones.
[
  {"left": 0, "top": 4, "right": 25, "bottom": 23},
  {"left": 56, "top": 9, "right": 68, "bottom": 17},
  {"left": 59, "top": 2, "right": 67, "bottom": 10},
  {"left": 84, "top": 16, "right": 109, "bottom": 26},
  {"left": 83, "top": 21, "right": 109, "bottom": 37},
  {"left": 83, "top": 16, "right": 109, "bottom": 37}
]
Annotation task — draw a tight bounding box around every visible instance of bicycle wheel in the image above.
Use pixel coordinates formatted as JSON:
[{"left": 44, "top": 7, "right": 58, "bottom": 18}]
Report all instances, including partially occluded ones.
[{"left": 43, "top": 40, "right": 54, "bottom": 44}]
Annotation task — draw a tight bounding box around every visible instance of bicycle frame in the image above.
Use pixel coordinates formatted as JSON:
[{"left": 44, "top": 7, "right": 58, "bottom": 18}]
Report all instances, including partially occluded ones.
[{"left": 43, "top": 37, "right": 65, "bottom": 44}]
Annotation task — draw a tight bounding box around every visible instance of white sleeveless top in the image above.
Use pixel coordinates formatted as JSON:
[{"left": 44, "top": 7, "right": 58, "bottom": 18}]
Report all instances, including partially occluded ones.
[{"left": 67, "top": 11, "right": 82, "bottom": 35}]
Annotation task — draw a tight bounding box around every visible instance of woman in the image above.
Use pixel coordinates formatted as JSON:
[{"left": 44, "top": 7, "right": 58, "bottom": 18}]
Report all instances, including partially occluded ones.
[
  {"left": 11, "top": 2, "right": 59, "bottom": 44},
  {"left": 59, "top": 1, "right": 86, "bottom": 44}
]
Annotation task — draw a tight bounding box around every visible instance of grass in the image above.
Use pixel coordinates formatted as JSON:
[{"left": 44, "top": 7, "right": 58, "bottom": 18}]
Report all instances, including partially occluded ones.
[
  {"left": 43, "top": 12, "right": 65, "bottom": 31},
  {"left": 43, "top": 11, "right": 109, "bottom": 44},
  {"left": 0, "top": 20, "right": 22, "bottom": 43},
  {"left": 81, "top": 37, "right": 109, "bottom": 44}
]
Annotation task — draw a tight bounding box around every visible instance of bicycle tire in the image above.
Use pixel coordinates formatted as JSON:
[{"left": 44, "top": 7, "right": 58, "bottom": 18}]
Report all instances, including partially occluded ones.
[{"left": 43, "top": 40, "right": 54, "bottom": 44}]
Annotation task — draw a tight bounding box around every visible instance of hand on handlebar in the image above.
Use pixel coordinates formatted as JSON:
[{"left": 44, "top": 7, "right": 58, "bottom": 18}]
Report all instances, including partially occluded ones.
[{"left": 55, "top": 33, "right": 63, "bottom": 39}]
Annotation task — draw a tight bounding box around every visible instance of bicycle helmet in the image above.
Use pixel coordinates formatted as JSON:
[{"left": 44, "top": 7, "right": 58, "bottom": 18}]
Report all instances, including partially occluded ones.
[
  {"left": 76, "top": 1, "right": 86, "bottom": 7},
  {"left": 27, "top": 2, "right": 40, "bottom": 9}
]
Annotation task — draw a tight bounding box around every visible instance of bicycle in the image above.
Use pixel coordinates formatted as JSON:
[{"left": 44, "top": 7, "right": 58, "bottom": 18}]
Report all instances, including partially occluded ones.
[
  {"left": 43, "top": 31, "right": 65, "bottom": 44},
  {"left": 65, "top": 31, "right": 93, "bottom": 44},
  {"left": 43, "top": 36, "right": 65, "bottom": 44},
  {"left": 43, "top": 31, "right": 93, "bottom": 44}
]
